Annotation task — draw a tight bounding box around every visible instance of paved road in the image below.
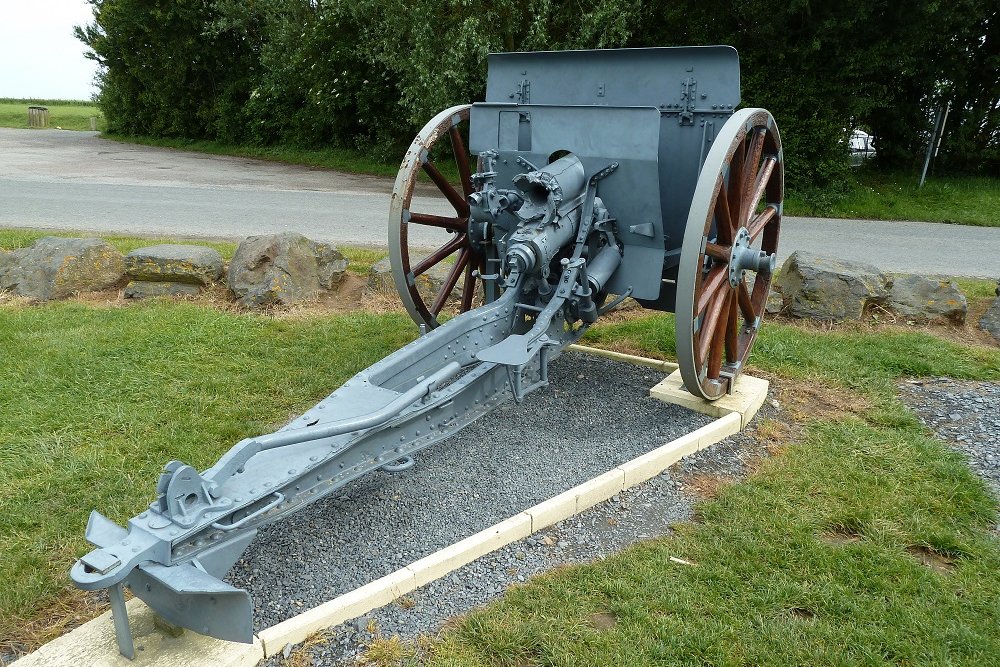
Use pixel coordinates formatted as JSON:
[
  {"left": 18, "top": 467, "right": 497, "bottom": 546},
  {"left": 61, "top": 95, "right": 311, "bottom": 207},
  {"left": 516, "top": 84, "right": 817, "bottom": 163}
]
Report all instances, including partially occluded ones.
[{"left": 2, "top": 128, "right": 997, "bottom": 277}]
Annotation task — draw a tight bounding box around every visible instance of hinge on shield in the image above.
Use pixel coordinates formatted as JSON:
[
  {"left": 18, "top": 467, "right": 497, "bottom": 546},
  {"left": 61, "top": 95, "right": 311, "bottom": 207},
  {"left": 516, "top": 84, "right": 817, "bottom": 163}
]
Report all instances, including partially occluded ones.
[
  {"left": 517, "top": 79, "right": 530, "bottom": 104},
  {"left": 679, "top": 77, "right": 697, "bottom": 125}
]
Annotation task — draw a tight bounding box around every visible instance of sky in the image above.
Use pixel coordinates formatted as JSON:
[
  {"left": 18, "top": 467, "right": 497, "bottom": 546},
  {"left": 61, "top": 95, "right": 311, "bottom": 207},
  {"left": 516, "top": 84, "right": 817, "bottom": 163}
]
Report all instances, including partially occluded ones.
[{"left": 0, "top": 0, "right": 99, "bottom": 100}]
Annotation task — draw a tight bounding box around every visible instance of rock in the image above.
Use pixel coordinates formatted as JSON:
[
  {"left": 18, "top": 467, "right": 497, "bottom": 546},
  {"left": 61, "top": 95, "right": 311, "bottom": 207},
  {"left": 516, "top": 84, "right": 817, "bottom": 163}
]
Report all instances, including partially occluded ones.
[
  {"left": 228, "top": 233, "right": 348, "bottom": 307},
  {"left": 366, "top": 256, "right": 464, "bottom": 303},
  {"left": 0, "top": 250, "right": 15, "bottom": 289},
  {"left": 888, "top": 274, "right": 967, "bottom": 323},
  {"left": 125, "top": 244, "right": 223, "bottom": 285},
  {"left": 367, "top": 257, "right": 395, "bottom": 294},
  {"left": 765, "top": 286, "right": 784, "bottom": 314},
  {"left": 980, "top": 279, "right": 1000, "bottom": 342},
  {"left": 124, "top": 280, "right": 202, "bottom": 299},
  {"left": 774, "top": 251, "right": 889, "bottom": 321},
  {"left": 1, "top": 237, "right": 125, "bottom": 300}
]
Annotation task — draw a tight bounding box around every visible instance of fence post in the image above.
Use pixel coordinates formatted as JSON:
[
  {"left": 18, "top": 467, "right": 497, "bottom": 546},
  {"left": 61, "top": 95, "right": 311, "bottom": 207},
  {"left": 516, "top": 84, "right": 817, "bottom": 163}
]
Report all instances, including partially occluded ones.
[{"left": 27, "top": 106, "right": 49, "bottom": 128}]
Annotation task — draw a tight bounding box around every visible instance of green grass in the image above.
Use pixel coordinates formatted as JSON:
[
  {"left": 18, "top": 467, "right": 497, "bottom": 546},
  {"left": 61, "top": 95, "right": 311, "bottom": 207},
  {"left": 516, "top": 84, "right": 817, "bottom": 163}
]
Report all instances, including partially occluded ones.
[
  {"left": 425, "top": 418, "right": 1000, "bottom": 665},
  {"left": 785, "top": 172, "right": 1000, "bottom": 228},
  {"left": 3, "top": 270, "right": 999, "bottom": 660},
  {"left": 0, "top": 302, "right": 416, "bottom": 640},
  {"left": 0, "top": 99, "right": 105, "bottom": 132},
  {"left": 408, "top": 316, "right": 1000, "bottom": 666}
]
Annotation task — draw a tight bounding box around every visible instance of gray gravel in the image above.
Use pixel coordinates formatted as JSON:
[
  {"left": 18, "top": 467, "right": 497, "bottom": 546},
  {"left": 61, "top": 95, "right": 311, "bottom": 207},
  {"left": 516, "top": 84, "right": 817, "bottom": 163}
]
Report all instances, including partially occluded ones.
[
  {"left": 229, "top": 352, "right": 716, "bottom": 632},
  {"left": 245, "top": 354, "right": 773, "bottom": 666},
  {"left": 898, "top": 377, "right": 1000, "bottom": 501}
]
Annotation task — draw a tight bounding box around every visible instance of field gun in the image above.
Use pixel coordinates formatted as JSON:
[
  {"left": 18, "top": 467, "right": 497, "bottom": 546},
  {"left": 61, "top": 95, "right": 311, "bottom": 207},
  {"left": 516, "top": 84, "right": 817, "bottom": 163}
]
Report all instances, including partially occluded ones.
[{"left": 70, "top": 46, "right": 783, "bottom": 658}]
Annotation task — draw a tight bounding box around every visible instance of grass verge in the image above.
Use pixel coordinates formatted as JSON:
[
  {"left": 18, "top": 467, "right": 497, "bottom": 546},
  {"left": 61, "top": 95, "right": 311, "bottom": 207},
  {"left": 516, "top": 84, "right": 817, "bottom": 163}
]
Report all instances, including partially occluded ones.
[
  {"left": 785, "top": 172, "right": 1000, "bottom": 228},
  {"left": 0, "top": 99, "right": 104, "bottom": 132}
]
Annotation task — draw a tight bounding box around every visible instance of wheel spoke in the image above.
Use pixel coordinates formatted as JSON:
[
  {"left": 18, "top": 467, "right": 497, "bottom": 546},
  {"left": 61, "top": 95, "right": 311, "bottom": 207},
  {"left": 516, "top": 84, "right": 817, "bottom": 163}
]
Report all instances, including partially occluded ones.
[
  {"left": 704, "top": 242, "right": 730, "bottom": 261},
  {"left": 725, "top": 289, "right": 739, "bottom": 364},
  {"left": 449, "top": 125, "right": 474, "bottom": 198},
  {"left": 746, "top": 156, "right": 777, "bottom": 225},
  {"left": 695, "top": 263, "right": 729, "bottom": 315},
  {"left": 696, "top": 286, "right": 729, "bottom": 369},
  {"left": 408, "top": 211, "right": 467, "bottom": 233},
  {"left": 741, "top": 128, "right": 767, "bottom": 218},
  {"left": 714, "top": 189, "right": 734, "bottom": 245},
  {"left": 412, "top": 234, "right": 466, "bottom": 278},
  {"left": 707, "top": 291, "right": 731, "bottom": 379},
  {"left": 422, "top": 159, "right": 469, "bottom": 216},
  {"left": 727, "top": 140, "right": 746, "bottom": 228},
  {"left": 737, "top": 278, "right": 756, "bottom": 323},
  {"left": 747, "top": 204, "right": 777, "bottom": 241},
  {"left": 429, "top": 249, "right": 470, "bottom": 315},
  {"left": 460, "top": 256, "right": 477, "bottom": 311}
]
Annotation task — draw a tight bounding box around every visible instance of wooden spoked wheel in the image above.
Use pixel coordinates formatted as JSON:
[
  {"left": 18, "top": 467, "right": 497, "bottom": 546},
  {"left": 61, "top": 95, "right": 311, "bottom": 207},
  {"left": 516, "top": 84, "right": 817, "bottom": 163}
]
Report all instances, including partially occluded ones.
[
  {"left": 389, "top": 104, "right": 488, "bottom": 330},
  {"left": 676, "top": 108, "right": 783, "bottom": 400}
]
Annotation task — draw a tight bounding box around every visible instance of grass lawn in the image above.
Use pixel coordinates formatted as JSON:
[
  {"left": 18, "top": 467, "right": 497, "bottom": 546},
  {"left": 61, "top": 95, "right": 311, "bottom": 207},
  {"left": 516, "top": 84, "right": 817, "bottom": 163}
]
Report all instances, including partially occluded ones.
[
  {"left": 0, "top": 302, "right": 417, "bottom": 648},
  {"left": 784, "top": 172, "right": 1000, "bottom": 228},
  {"left": 2, "top": 237, "right": 999, "bottom": 661},
  {"left": 0, "top": 99, "right": 105, "bottom": 132}
]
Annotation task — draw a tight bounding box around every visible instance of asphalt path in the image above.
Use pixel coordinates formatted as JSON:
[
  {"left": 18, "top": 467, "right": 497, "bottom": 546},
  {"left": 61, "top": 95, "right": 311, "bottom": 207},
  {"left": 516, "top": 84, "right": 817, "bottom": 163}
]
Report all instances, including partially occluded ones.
[{"left": 2, "top": 128, "right": 997, "bottom": 278}]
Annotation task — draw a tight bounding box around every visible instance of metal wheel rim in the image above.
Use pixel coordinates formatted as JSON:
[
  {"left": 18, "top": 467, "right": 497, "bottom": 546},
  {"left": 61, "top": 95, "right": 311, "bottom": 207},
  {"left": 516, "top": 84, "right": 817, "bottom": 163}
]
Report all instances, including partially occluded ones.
[
  {"left": 389, "top": 104, "right": 485, "bottom": 330},
  {"left": 676, "top": 108, "right": 784, "bottom": 400}
]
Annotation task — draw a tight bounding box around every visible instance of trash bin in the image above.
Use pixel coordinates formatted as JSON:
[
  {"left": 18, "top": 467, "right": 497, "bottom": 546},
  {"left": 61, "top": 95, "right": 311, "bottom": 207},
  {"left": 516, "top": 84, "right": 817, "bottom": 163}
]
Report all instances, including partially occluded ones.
[{"left": 28, "top": 105, "right": 49, "bottom": 128}]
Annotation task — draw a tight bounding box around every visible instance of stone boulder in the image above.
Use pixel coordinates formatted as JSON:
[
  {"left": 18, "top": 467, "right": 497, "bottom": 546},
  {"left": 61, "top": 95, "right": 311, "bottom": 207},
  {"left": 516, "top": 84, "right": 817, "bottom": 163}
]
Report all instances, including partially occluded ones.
[
  {"left": 228, "top": 233, "right": 349, "bottom": 307},
  {"left": 0, "top": 237, "right": 125, "bottom": 300},
  {"left": 124, "top": 281, "right": 202, "bottom": 299},
  {"left": 888, "top": 274, "right": 967, "bottom": 323},
  {"left": 125, "top": 244, "right": 224, "bottom": 285},
  {"left": 774, "top": 251, "right": 890, "bottom": 321},
  {"left": 367, "top": 257, "right": 464, "bottom": 304},
  {"left": 980, "top": 279, "right": 1000, "bottom": 343},
  {"left": 0, "top": 250, "right": 14, "bottom": 288}
]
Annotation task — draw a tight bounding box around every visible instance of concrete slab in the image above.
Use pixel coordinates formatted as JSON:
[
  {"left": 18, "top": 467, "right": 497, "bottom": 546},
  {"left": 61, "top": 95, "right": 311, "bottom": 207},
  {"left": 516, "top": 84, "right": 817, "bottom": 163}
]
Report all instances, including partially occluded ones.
[
  {"left": 258, "top": 568, "right": 416, "bottom": 657},
  {"left": 13, "top": 598, "right": 263, "bottom": 667},
  {"left": 649, "top": 370, "right": 769, "bottom": 429}
]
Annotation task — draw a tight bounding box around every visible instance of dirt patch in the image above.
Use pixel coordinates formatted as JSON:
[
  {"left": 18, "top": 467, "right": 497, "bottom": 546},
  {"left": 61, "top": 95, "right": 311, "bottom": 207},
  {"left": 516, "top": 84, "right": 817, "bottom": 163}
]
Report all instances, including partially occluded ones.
[
  {"left": 906, "top": 545, "right": 956, "bottom": 574},
  {"left": 588, "top": 611, "right": 618, "bottom": 631},
  {"left": 679, "top": 473, "right": 731, "bottom": 500},
  {"left": 820, "top": 529, "right": 862, "bottom": 547},
  {"left": 788, "top": 607, "right": 817, "bottom": 621},
  {"left": 0, "top": 588, "right": 106, "bottom": 659},
  {"left": 758, "top": 371, "right": 873, "bottom": 423}
]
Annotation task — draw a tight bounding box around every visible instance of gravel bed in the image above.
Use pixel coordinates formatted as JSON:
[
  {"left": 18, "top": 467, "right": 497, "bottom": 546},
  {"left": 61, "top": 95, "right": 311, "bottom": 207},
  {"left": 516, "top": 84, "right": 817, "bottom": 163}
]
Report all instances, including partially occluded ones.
[
  {"left": 898, "top": 377, "right": 1000, "bottom": 501},
  {"left": 249, "top": 356, "right": 774, "bottom": 665},
  {"left": 229, "top": 352, "right": 716, "bottom": 632}
]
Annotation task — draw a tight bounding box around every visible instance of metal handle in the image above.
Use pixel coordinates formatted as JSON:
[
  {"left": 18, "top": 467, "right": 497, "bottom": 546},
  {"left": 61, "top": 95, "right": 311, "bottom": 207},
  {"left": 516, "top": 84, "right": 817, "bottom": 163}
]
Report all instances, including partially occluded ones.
[{"left": 212, "top": 492, "right": 284, "bottom": 531}]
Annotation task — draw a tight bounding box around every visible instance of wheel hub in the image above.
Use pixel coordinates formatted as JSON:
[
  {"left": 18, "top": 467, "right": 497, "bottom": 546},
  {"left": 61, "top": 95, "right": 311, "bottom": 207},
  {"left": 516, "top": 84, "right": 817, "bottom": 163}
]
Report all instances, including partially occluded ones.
[{"left": 728, "top": 227, "right": 775, "bottom": 288}]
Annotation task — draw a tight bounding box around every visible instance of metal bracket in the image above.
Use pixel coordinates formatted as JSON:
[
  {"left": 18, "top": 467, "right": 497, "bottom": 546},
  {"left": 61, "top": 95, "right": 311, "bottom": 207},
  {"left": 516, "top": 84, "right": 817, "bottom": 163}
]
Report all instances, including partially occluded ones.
[{"left": 680, "top": 76, "right": 697, "bottom": 125}]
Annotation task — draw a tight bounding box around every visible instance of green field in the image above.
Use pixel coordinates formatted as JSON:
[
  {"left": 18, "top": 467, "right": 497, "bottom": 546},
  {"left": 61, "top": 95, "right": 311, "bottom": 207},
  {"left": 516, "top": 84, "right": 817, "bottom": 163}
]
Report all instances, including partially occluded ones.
[{"left": 0, "top": 99, "right": 105, "bottom": 132}]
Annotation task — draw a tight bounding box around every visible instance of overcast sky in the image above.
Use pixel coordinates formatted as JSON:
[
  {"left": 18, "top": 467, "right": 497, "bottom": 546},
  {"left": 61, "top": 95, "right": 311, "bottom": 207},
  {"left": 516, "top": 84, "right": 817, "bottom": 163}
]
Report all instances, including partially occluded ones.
[{"left": 0, "top": 0, "right": 99, "bottom": 100}]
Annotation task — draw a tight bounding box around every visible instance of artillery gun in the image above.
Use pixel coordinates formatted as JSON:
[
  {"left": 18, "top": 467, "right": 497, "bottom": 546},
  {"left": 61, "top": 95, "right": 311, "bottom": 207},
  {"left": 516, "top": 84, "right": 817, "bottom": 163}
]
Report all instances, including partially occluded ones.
[{"left": 70, "top": 46, "right": 782, "bottom": 658}]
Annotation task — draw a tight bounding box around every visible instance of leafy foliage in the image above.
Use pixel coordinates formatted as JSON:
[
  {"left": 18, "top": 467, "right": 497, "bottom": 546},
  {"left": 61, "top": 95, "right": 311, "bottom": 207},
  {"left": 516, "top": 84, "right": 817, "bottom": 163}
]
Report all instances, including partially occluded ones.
[{"left": 76, "top": 0, "right": 998, "bottom": 190}]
